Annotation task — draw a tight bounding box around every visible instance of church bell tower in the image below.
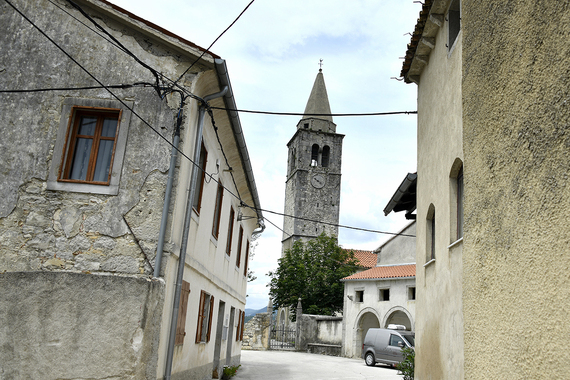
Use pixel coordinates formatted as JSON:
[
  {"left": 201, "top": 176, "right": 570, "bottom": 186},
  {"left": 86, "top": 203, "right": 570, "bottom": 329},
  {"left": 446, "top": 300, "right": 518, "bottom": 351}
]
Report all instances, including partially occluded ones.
[{"left": 281, "top": 69, "right": 344, "bottom": 253}]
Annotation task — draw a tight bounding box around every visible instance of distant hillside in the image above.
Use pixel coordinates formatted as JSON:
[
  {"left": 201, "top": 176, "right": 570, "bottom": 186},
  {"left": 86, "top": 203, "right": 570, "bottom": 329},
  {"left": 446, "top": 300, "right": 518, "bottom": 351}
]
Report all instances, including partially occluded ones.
[{"left": 245, "top": 306, "right": 267, "bottom": 316}]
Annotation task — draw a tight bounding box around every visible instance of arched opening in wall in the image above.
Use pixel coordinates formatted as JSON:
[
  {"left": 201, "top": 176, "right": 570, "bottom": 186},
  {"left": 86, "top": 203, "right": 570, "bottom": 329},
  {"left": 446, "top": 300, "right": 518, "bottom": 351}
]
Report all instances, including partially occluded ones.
[
  {"left": 384, "top": 310, "right": 412, "bottom": 331},
  {"left": 449, "top": 158, "right": 464, "bottom": 243},
  {"left": 311, "top": 144, "right": 319, "bottom": 166},
  {"left": 322, "top": 145, "right": 330, "bottom": 167},
  {"left": 356, "top": 312, "right": 380, "bottom": 358},
  {"left": 426, "top": 203, "right": 436, "bottom": 263}
]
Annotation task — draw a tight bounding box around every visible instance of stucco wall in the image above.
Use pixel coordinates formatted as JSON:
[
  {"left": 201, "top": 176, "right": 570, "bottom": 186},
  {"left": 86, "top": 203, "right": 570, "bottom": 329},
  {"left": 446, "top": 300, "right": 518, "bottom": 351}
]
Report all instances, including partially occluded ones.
[
  {"left": 461, "top": 2, "right": 570, "bottom": 379},
  {"left": 377, "top": 222, "right": 416, "bottom": 265},
  {"left": 0, "top": 272, "right": 164, "bottom": 379},
  {"left": 342, "top": 278, "right": 415, "bottom": 358},
  {"left": 414, "top": 0, "right": 464, "bottom": 378}
]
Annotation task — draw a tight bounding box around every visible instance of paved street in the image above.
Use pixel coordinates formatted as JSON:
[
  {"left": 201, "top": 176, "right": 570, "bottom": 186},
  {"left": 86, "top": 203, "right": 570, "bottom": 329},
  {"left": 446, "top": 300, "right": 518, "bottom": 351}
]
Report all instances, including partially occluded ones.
[{"left": 233, "top": 350, "right": 402, "bottom": 380}]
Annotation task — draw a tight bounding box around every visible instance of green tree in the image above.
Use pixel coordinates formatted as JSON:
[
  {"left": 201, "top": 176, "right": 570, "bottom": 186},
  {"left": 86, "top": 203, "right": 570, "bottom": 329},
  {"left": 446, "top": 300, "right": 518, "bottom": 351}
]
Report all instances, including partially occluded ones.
[{"left": 268, "top": 234, "right": 360, "bottom": 320}]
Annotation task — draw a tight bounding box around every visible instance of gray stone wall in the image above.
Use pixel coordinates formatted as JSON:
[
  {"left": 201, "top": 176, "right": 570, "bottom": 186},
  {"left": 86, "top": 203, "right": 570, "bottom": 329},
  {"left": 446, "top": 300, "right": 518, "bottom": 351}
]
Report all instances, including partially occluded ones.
[
  {"left": 0, "top": 271, "right": 165, "bottom": 379},
  {"left": 297, "top": 314, "right": 343, "bottom": 356},
  {"left": 0, "top": 0, "right": 183, "bottom": 277},
  {"left": 283, "top": 129, "right": 344, "bottom": 248},
  {"left": 242, "top": 312, "right": 271, "bottom": 350}
]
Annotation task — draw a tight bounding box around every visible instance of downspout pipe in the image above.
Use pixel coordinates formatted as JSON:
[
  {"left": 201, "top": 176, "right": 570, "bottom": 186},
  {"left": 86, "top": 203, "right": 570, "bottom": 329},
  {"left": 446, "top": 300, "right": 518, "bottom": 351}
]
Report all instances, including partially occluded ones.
[
  {"left": 164, "top": 86, "right": 228, "bottom": 380},
  {"left": 154, "top": 94, "right": 186, "bottom": 278}
]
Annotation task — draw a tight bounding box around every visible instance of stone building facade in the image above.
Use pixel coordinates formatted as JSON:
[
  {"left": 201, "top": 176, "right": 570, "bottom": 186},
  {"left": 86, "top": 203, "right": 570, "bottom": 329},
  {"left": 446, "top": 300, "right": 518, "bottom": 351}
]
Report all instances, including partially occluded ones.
[
  {"left": 277, "top": 69, "right": 344, "bottom": 327},
  {"left": 0, "top": 1, "right": 262, "bottom": 379},
  {"left": 281, "top": 69, "right": 344, "bottom": 252},
  {"left": 401, "top": 0, "right": 570, "bottom": 379}
]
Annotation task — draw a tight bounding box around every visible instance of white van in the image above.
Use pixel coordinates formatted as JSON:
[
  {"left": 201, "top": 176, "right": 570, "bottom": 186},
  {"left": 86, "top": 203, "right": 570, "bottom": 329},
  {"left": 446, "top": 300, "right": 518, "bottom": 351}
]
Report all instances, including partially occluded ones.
[{"left": 362, "top": 325, "right": 414, "bottom": 367}]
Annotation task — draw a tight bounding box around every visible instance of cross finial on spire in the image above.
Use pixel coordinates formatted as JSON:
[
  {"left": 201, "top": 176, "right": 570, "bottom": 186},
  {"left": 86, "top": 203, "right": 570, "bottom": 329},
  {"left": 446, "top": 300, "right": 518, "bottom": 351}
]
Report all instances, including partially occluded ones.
[{"left": 318, "top": 58, "right": 323, "bottom": 72}]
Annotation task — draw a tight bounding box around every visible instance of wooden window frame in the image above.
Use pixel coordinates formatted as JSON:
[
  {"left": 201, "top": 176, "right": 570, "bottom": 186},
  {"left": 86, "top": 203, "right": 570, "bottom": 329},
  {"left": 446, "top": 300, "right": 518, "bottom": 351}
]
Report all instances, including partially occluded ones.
[
  {"left": 58, "top": 107, "right": 121, "bottom": 185},
  {"left": 236, "top": 310, "right": 242, "bottom": 341},
  {"left": 212, "top": 181, "right": 224, "bottom": 239},
  {"left": 175, "top": 281, "right": 191, "bottom": 345},
  {"left": 236, "top": 226, "right": 244, "bottom": 268},
  {"left": 243, "top": 240, "right": 250, "bottom": 277},
  {"left": 240, "top": 311, "right": 245, "bottom": 341},
  {"left": 192, "top": 142, "right": 208, "bottom": 214},
  {"left": 195, "top": 290, "right": 214, "bottom": 343},
  {"left": 226, "top": 207, "right": 235, "bottom": 256}
]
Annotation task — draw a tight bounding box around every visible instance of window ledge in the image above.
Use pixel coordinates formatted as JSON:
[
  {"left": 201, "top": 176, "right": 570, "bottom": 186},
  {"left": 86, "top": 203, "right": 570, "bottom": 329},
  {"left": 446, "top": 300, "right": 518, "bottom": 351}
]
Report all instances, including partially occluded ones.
[
  {"left": 423, "top": 258, "right": 436, "bottom": 268},
  {"left": 448, "top": 237, "right": 463, "bottom": 249}
]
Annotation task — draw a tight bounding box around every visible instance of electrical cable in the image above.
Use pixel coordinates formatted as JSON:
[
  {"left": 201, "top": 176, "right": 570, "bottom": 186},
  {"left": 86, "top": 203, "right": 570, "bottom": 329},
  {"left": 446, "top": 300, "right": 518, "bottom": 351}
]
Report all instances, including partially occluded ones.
[
  {"left": 248, "top": 207, "right": 416, "bottom": 238},
  {"left": 171, "top": 0, "right": 255, "bottom": 88},
  {"left": 0, "top": 83, "right": 155, "bottom": 93},
  {"left": 64, "top": 0, "right": 163, "bottom": 95},
  {"left": 5, "top": 0, "right": 415, "bottom": 242},
  {"left": 46, "top": 0, "right": 132, "bottom": 56},
  {"left": 206, "top": 107, "right": 243, "bottom": 201},
  {"left": 209, "top": 106, "right": 418, "bottom": 117}
]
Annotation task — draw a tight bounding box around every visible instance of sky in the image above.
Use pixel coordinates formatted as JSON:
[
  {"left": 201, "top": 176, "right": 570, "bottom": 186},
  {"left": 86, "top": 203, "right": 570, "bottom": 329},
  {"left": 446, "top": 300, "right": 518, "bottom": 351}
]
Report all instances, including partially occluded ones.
[{"left": 107, "top": 0, "right": 421, "bottom": 310}]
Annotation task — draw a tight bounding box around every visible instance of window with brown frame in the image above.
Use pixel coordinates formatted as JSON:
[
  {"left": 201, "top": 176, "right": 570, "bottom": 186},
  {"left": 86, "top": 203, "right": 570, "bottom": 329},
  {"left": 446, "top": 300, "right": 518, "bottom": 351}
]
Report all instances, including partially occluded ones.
[
  {"left": 235, "top": 226, "right": 243, "bottom": 268},
  {"left": 240, "top": 311, "right": 245, "bottom": 341},
  {"left": 192, "top": 142, "right": 208, "bottom": 214},
  {"left": 243, "top": 240, "right": 249, "bottom": 277},
  {"left": 226, "top": 207, "right": 235, "bottom": 256},
  {"left": 58, "top": 107, "right": 121, "bottom": 185},
  {"left": 236, "top": 310, "right": 242, "bottom": 341},
  {"left": 175, "top": 281, "right": 191, "bottom": 345},
  {"left": 212, "top": 181, "right": 224, "bottom": 239},
  {"left": 195, "top": 290, "right": 214, "bottom": 343}
]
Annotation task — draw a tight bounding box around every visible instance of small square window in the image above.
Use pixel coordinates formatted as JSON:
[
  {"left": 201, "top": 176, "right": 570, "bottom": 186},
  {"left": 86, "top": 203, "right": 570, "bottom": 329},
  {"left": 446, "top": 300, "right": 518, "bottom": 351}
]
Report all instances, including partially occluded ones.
[
  {"left": 355, "top": 290, "right": 364, "bottom": 302},
  {"left": 379, "top": 288, "right": 390, "bottom": 301},
  {"left": 408, "top": 287, "right": 416, "bottom": 301}
]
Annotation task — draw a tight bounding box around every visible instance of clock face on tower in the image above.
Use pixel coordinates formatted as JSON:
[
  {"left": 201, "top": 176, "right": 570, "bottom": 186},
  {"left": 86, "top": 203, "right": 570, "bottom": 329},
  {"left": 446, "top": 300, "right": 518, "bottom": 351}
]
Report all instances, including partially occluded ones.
[{"left": 311, "top": 174, "right": 325, "bottom": 189}]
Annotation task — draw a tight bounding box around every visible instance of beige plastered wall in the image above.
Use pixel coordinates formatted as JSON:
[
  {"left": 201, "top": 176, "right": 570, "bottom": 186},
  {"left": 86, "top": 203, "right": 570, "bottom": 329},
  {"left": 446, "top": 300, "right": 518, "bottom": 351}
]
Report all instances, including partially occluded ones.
[
  {"left": 156, "top": 70, "right": 256, "bottom": 379},
  {"left": 415, "top": 5, "right": 464, "bottom": 380},
  {"left": 461, "top": 2, "right": 570, "bottom": 379}
]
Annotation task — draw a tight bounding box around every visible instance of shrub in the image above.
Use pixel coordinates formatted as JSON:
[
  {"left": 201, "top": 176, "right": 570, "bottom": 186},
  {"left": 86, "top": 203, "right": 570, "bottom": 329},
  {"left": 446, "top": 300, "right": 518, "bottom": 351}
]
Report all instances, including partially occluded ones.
[
  {"left": 222, "top": 365, "right": 241, "bottom": 380},
  {"left": 396, "top": 347, "right": 414, "bottom": 380}
]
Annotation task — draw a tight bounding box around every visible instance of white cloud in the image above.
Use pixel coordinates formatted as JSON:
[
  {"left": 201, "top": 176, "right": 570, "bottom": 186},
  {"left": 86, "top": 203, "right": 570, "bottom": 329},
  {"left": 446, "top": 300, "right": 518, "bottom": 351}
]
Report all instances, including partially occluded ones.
[{"left": 108, "top": 0, "right": 421, "bottom": 309}]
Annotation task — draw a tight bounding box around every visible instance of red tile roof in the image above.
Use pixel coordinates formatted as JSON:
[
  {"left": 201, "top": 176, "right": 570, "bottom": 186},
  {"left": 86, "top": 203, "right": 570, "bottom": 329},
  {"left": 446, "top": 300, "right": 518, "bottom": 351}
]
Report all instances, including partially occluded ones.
[
  {"left": 345, "top": 249, "right": 377, "bottom": 268},
  {"left": 342, "top": 264, "right": 416, "bottom": 281}
]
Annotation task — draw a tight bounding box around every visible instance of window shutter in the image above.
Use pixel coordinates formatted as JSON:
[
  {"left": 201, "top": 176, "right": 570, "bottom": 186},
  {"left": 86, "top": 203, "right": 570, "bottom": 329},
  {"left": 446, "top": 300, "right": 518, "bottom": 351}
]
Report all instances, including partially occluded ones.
[
  {"left": 236, "top": 310, "right": 242, "bottom": 341},
  {"left": 243, "top": 241, "right": 250, "bottom": 277},
  {"left": 240, "top": 310, "right": 245, "bottom": 341},
  {"left": 175, "top": 281, "right": 191, "bottom": 345},
  {"left": 206, "top": 295, "right": 215, "bottom": 342},
  {"left": 196, "top": 291, "right": 206, "bottom": 343}
]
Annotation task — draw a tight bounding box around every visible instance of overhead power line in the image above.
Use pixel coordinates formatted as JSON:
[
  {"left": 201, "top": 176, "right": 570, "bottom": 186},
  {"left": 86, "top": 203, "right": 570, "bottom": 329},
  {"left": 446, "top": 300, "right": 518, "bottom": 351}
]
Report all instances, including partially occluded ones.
[
  {"left": 4, "top": 0, "right": 415, "bottom": 242},
  {"left": 247, "top": 208, "right": 416, "bottom": 238},
  {"left": 171, "top": 0, "right": 256, "bottom": 87},
  {"left": 209, "top": 107, "right": 418, "bottom": 117}
]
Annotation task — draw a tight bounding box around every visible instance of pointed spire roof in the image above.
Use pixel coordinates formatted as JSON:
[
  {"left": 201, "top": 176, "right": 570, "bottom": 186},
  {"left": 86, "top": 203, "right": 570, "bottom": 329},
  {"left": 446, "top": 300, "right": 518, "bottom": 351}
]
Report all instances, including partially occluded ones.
[{"left": 303, "top": 69, "right": 333, "bottom": 122}]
